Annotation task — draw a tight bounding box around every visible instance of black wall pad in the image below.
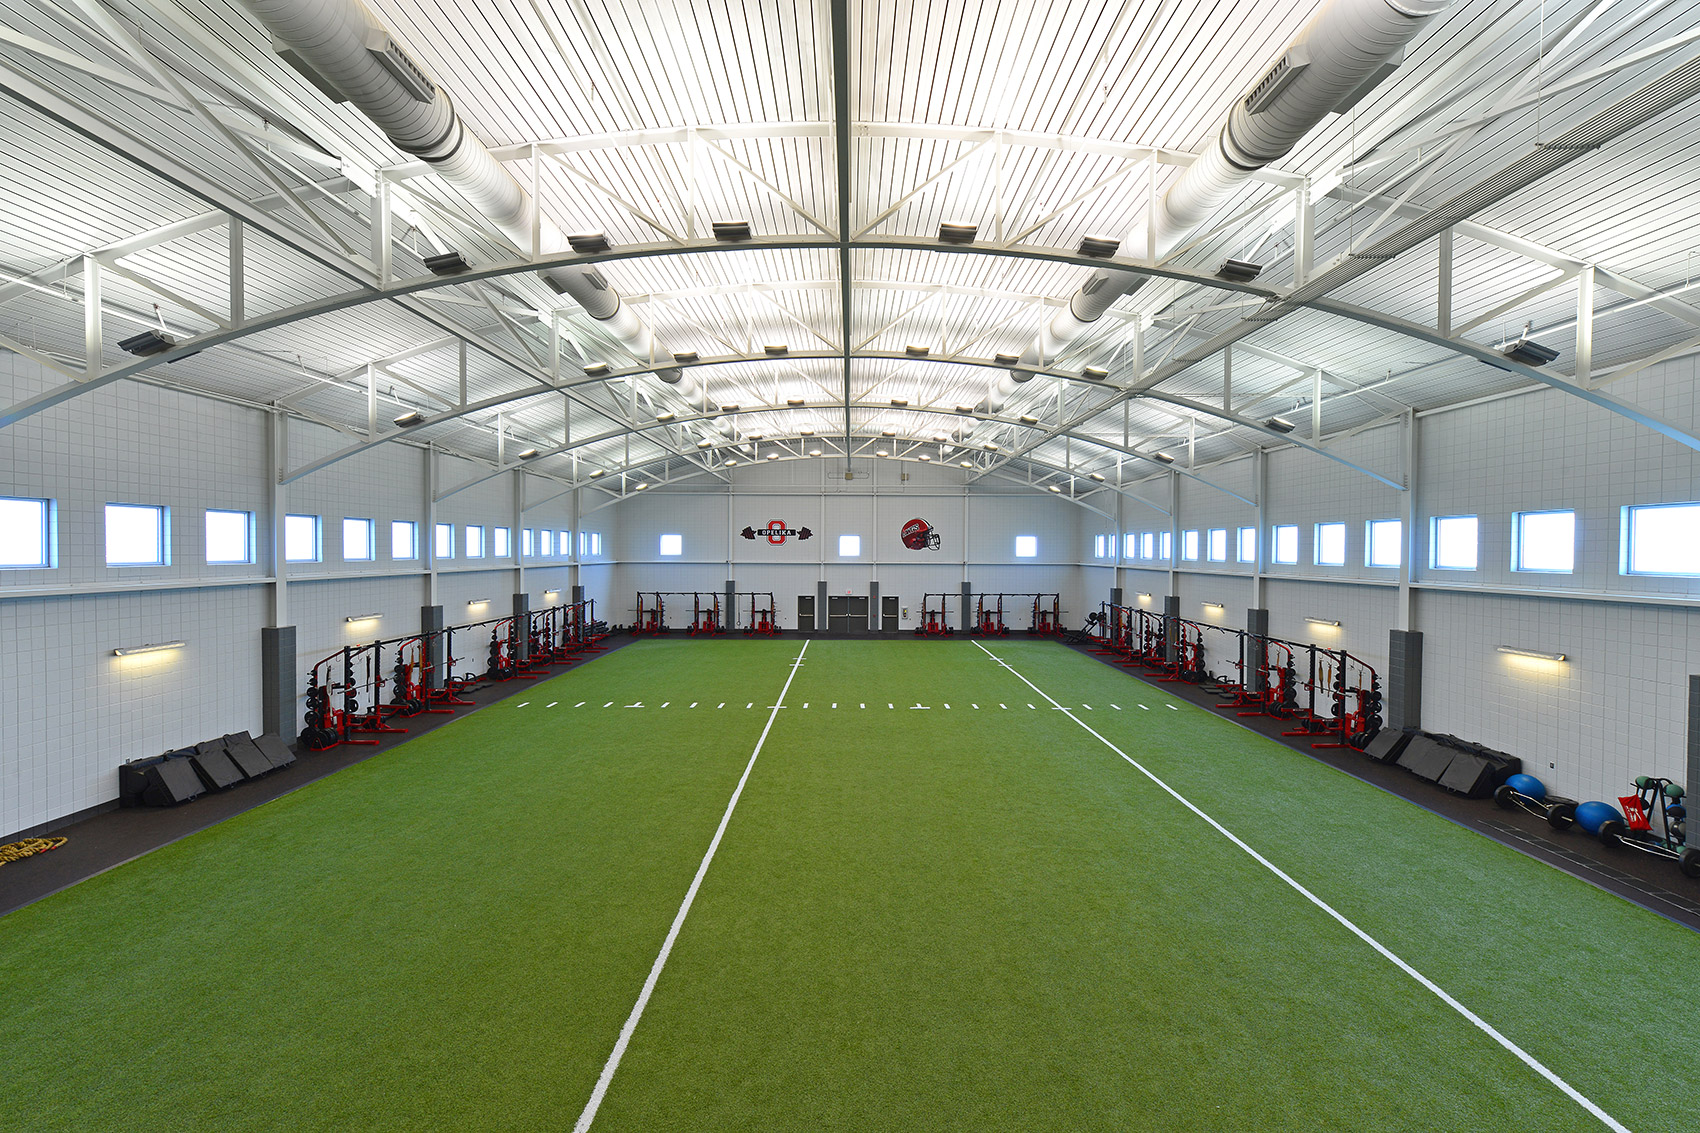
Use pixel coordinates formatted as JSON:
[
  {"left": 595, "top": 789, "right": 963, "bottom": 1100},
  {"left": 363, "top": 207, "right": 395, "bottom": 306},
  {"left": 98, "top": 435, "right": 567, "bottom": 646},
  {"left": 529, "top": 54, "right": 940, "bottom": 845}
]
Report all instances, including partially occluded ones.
[
  {"left": 1363, "top": 728, "right": 1414, "bottom": 764},
  {"left": 190, "top": 741, "right": 243, "bottom": 790},
  {"left": 252, "top": 733, "right": 296, "bottom": 770},
  {"left": 1689, "top": 675, "right": 1699, "bottom": 806},
  {"left": 118, "top": 756, "right": 166, "bottom": 807},
  {"left": 222, "top": 732, "right": 275, "bottom": 778},
  {"left": 1397, "top": 735, "right": 1455, "bottom": 783},
  {"left": 142, "top": 757, "right": 205, "bottom": 806},
  {"left": 260, "top": 625, "right": 296, "bottom": 739}
]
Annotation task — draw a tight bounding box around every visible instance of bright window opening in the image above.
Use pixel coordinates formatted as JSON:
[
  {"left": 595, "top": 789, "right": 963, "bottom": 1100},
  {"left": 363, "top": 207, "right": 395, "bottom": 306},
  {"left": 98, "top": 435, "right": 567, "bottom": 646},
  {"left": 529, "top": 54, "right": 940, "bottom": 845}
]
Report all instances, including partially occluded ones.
[
  {"left": 1272, "top": 525, "right": 1298, "bottom": 565},
  {"left": 839, "top": 534, "right": 862, "bottom": 557},
  {"left": 392, "top": 521, "right": 418, "bottom": 560},
  {"left": 107, "top": 503, "right": 169, "bottom": 566},
  {"left": 521, "top": 528, "right": 534, "bottom": 557},
  {"left": 493, "top": 527, "right": 510, "bottom": 558},
  {"left": 343, "top": 517, "right": 374, "bottom": 562},
  {"left": 660, "top": 533, "right": 683, "bottom": 556},
  {"left": 581, "top": 531, "right": 601, "bottom": 556},
  {"left": 1182, "top": 530, "right": 1200, "bottom": 561},
  {"left": 283, "top": 514, "right": 319, "bottom": 564},
  {"left": 1315, "top": 522, "right": 1346, "bottom": 566},
  {"left": 1208, "top": 528, "right": 1228, "bottom": 562},
  {"left": 204, "top": 510, "right": 252, "bottom": 565},
  {"left": 1015, "top": 535, "right": 1037, "bottom": 558},
  {"left": 1366, "top": 519, "right": 1402, "bottom": 568},
  {"left": 1514, "top": 509, "right": 1575, "bottom": 573},
  {"left": 1159, "top": 531, "right": 1172, "bottom": 560},
  {"left": 1624, "top": 502, "right": 1700, "bottom": 575},
  {"left": 434, "top": 523, "right": 454, "bottom": 559},
  {"left": 1237, "top": 526, "right": 1256, "bottom": 563},
  {"left": 0, "top": 497, "right": 53, "bottom": 568},
  {"left": 465, "top": 525, "right": 484, "bottom": 559},
  {"left": 1431, "top": 515, "right": 1477, "bottom": 570},
  {"left": 559, "top": 530, "right": 572, "bottom": 556},
  {"left": 539, "top": 529, "right": 554, "bottom": 556},
  {"left": 1142, "top": 532, "right": 1156, "bottom": 559}
]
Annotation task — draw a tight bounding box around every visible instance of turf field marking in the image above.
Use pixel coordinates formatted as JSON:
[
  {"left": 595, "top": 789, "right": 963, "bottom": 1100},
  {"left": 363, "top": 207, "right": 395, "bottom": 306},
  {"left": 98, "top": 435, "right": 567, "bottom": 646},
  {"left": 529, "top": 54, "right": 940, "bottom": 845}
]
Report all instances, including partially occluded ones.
[
  {"left": 910, "top": 704, "right": 931, "bottom": 710},
  {"left": 999, "top": 703, "right": 1007, "bottom": 709},
  {"left": 943, "top": 703, "right": 950, "bottom": 709},
  {"left": 660, "top": 702, "right": 670, "bottom": 708},
  {"left": 690, "top": 702, "right": 698, "bottom": 708},
  {"left": 860, "top": 702, "right": 866, "bottom": 708},
  {"left": 1112, "top": 704, "right": 1121, "bottom": 710},
  {"left": 1138, "top": 704, "right": 1148, "bottom": 710},
  {"left": 547, "top": 702, "right": 558, "bottom": 708},
  {"left": 972, "top": 641, "right": 1632, "bottom": 1133},
  {"left": 803, "top": 702, "right": 809, "bottom": 708},
  {"left": 603, "top": 702, "right": 614, "bottom": 708},
  {"left": 1082, "top": 704, "right": 1091, "bottom": 710},
  {"left": 1027, "top": 703, "right": 1036, "bottom": 709},
  {"left": 625, "top": 702, "right": 644, "bottom": 708},
  {"left": 516, "top": 702, "right": 530, "bottom": 708},
  {"left": 1166, "top": 704, "right": 1178, "bottom": 710},
  {"left": 574, "top": 639, "right": 812, "bottom": 1133},
  {"left": 747, "top": 702, "right": 754, "bottom": 709},
  {"left": 576, "top": 702, "right": 586, "bottom": 708},
  {"left": 972, "top": 703, "right": 979, "bottom": 709}
]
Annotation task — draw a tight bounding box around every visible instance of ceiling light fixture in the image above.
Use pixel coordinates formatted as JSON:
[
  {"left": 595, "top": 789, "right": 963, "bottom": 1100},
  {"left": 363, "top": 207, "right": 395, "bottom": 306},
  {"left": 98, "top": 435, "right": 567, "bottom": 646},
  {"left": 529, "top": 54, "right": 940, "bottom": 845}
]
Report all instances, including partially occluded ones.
[
  {"left": 392, "top": 410, "right": 423, "bottom": 428},
  {"left": 516, "top": 447, "right": 539, "bottom": 459},
  {"left": 982, "top": 442, "right": 999, "bottom": 451},
  {"left": 583, "top": 362, "right": 610, "bottom": 376},
  {"left": 588, "top": 468, "right": 605, "bottom": 478},
  {"left": 1217, "top": 258, "right": 1263, "bottom": 282},
  {"left": 567, "top": 232, "right": 610, "bottom": 253},
  {"left": 1081, "top": 366, "right": 1109, "bottom": 381},
  {"left": 712, "top": 220, "right": 752, "bottom": 241},
  {"left": 960, "top": 460, "right": 973, "bottom": 468},
  {"left": 938, "top": 221, "right": 978, "bottom": 244},
  {"left": 1089, "top": 472, "right": 1106, "bottom": 481},
  {"left": 118, "top": 329, "right": 175, "bottom": 356},
  {"left": 918, "top": 453, "right": 931, "bottom": 461},
  {"left": 1079, "top": 235, "right": 1121, "bottom": 258},
  {"left": 635, "top": 482, "right": 649, "bottom": 489},
  {"left": 654, "top": 412, "right": 675, "bottom": 422},
  {"left": 876, "top": 449, "right": 890, "bottom": 457},
  {"left": 1019, "top": 414, "right": 1039, "bottom": 425},
  {"left": 1264, "top": 416, "right": 1298, "bottom": 433},
  {"left": 994, "top": 352, "right": 1021, "bottom": 367},
  {"left": 905, "top": 344, "right": 930, "bottom": 357},
  {"left": 671, "top": 351, "right": 699, "bottom": 364},
  {"left": 766, "top": 344, "right": 790, "bottom": 356},
  {"left": 787, "top": 397, "right": 806, "bottom": 407},
  {"left": 424, "top": 250, "right": 471, "bottom": 275},
  {"left": 1151, "top": 451, "right": 1176, "bottom": 464},
  {"left": 890, "top": 398, "right": 908, "bottom": 409}
]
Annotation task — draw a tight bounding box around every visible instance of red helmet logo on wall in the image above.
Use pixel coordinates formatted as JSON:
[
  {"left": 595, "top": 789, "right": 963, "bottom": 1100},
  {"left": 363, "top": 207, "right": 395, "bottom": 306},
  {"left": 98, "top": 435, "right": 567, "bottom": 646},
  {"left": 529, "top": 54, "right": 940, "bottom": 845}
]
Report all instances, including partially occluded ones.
[{"left": 901, "top": 517, "right": 941, "bottom": 550}]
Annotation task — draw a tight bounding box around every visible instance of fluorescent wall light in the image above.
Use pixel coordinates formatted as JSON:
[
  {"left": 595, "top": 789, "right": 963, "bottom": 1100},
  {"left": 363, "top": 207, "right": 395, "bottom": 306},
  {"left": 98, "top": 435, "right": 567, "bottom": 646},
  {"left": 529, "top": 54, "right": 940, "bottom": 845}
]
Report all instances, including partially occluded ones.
[
  {"left": 543, "top": 589, "right": 560, "bottom": 598},
  {"left": 1498, "top": 645, "right": 1567, "bottom": 662},
  {"left": 344, "top": 613, "right": 383, "bottom": 623},
  {"left": 113, "top": 640, "right": 186, "bottom": 657},
  {"left": 1138, "top": 592, "right": 1151, "bottom": 599},
  {"left": 1203, "top": 602, "right": 1224, "bottom": 610},
  {"left": 1306, "top": 616, "right": 1341, "bottom": 627},
  {"left": 468, "top": 598, "right": 490, "bottom": 605}
]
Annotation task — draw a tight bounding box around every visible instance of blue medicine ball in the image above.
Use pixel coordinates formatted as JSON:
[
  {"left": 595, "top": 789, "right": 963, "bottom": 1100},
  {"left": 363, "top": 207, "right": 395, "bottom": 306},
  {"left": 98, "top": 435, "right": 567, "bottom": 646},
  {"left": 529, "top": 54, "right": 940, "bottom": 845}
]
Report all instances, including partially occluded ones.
[
  {"left": 1574, "top": 800, "right": 1623, "bottom": 835},
  {"left": 1505, "top": 773, "right": 1547, "bottom": 802}
]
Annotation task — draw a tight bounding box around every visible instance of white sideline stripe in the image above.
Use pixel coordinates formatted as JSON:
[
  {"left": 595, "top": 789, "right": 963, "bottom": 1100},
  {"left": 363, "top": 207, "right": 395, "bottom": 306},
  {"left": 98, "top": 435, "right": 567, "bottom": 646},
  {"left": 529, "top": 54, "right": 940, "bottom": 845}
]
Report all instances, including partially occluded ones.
[
  {"left": 574, "top": 639, "right": 811, "bottom": 1133},
  {"left": 547, "top": 702, "right": 557, "bottom": 708},
  {"left": 971, "top": 641, "right": 1632, "bottom": 1133},
  {"left": 603, "top": 702, "right": 613, "bottom": 708},
  {"left": 516, "top": 702, "right": 529, "bottom": 708},
  {"left": 576, "top": 702, "right": 586, "bottom": 707}
]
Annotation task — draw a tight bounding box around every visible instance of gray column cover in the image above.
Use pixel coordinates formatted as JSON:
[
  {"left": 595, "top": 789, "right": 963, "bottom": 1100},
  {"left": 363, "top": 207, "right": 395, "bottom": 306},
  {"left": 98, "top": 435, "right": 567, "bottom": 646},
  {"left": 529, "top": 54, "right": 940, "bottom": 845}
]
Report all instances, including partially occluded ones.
[
  {"left": 1108, "top": 587, "right": 1123, "bottom": 608},
  {"left": 1387, "top": 630, "right": 1424, "bottom": 732},
  {"left": 725, "top": 579, "right": 737, "bottom": 632},
  {"left": 421, "top": 604, "right": 445, "bottom": 691},
  {"left": 961, "top": 581, "right": 973, "bottom": 635},
  {"left": 869, "top": 580, "right": 880, "bottom": 632},
  {"left": 1688, "top": 675, "right": 1699, "bottom": 802},
  {"left": 1163, "top": 595, "right": 1181, "bottom": 664},
  {"left": 816, "top": 580, "right": 828, "bottom": 632},
  {"left": 1246, "top": 608, "right": 1269, "bottom": 695},
  {"left": 260, "top": 625, "right": 296, "bottom": 739},
  {"left": 512, "top": 593, "right": 530, "bottom": 663}
]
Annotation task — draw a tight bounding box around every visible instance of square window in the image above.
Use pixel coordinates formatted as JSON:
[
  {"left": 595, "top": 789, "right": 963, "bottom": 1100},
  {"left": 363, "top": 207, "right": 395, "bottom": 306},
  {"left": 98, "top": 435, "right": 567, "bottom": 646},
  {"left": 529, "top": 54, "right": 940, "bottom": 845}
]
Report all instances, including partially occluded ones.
[
  {"left": 1624, "top": 502, "right": 1700, "bottom": 576},
  {"left": 1272, "top": 525, "right": 1298, "bottom": 565},
  {"left": 343, "top": 517, "right": 375, "bottom": 562},
  {"left": 1208, "top": 528, "right": 1228, "bottom": 562},
  {"left": 1141, "top": 532, "right": 1155, "bottom": 560},
  {"left": 660, "top": 533, "right": 683, "bottom": 556},
  {"left": 1366, "top": 519, "right": 1401, "bottom": 568},
  {"left": 434, "top": 523, "right": 454, "bottom": 559},
  {"left": 205, "top": 510, "right": 253, "bottom": 565},
  {"left": 1514, "top": 510, "right": 1575, "bottom": 573},
  {"left": 1431, "top": 515, "right": 1477, "bottom": 570},
  {"left": 493, "top": 527, "right": 510, "bottom": 558},
  {"left": 539, "top": 529, "right": 554, "bottom": 556},
  {"left": 283, "top": 514, "right": 320, "bottom": 563},
  {"left": 1014, "top": 535, "right": 1037, "bottom": 558},
  {"left": 106, "top": 503, "right": 169, "bottom": 566},
  {"left": 1159, "top": 531, "right": 1172, "bottom": 560},
  {"left": 840, "top": 534, "right": 862, "bottom": 557},
  {"left": 0, "top": 497, "right": 53, "bottom": 568},
  {"left": 522, "top": 528, "right": 534, "bottom": 557},
  {"left": 465, "top": 525, "right": 484, "bottom": 558},
  {"left": 1315, "top": 522, "right": 1346, "bottom": 566},
  {"left": 392, "top": 521, "right": 418, "bottom": 560},
  {"left": 1237, "top": 526, "right": 1256, "bottom": 563},
  {"left": 1182, "top": 530, "right": 1200, "bottom": 561}
]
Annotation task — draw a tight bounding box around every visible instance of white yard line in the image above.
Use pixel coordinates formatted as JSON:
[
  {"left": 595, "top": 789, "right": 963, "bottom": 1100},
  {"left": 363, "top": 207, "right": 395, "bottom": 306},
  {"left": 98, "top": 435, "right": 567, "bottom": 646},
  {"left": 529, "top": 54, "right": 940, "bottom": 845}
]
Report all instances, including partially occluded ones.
[
  {"left": 573, "top": 639, "right": 811, "bottom": 1133},
  {"left": 971, "top": 641, "right": 1631, "bottom": 1133}
]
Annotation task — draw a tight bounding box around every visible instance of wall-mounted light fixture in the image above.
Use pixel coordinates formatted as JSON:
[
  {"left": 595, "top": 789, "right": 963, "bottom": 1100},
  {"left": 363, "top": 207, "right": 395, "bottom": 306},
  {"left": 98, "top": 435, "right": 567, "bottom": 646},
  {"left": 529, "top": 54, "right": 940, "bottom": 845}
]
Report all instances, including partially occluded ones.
[
  {"left": 345, "top": 614, "right": 383, "bottom": 623},
  {"left": 1138, "top": 592, "right": 1152, "bottom": 601},
  {"left": 543, "top": 589, "right": 560, "bottom": 599},
  {"left": 1203, "top": 601, "right": 1224, "bottom": 611},
  {"left": 468, "top": 598, "right": 489, "bottom": 606},
  {"left": 113, "top": 640, "right": 186, "bottom": 657},
  {"left": 1498, "top": 645, "right": 1567, "bottom": 662},
  {"left": 1305, "top": 616, "right": 1341, "bottom": 627}
]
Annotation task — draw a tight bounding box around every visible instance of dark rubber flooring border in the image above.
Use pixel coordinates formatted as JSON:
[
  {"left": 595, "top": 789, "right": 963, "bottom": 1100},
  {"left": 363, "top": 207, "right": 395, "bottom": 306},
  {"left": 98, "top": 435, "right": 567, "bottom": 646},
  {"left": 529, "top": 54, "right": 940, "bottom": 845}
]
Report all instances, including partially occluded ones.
[
  {"left": 0, "top": 639, "right": 634, "bottom": 918},
  {"left": 1061, "top": 637, "right": 1700, "bottom": 933}
]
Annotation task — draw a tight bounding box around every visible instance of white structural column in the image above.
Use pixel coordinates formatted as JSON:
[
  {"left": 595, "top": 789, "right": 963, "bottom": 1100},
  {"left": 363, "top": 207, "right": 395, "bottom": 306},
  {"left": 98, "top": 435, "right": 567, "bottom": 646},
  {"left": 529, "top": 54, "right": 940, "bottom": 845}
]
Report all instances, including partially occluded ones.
[
  {"left": 1397, "top": 410, "right": 1418, "bottom": 632},
  {"left": 269, "top": 409, "right": 288, "bottom": 625},
  {"left": 424, "top": 444, "right": 439, "bottom": 606}
]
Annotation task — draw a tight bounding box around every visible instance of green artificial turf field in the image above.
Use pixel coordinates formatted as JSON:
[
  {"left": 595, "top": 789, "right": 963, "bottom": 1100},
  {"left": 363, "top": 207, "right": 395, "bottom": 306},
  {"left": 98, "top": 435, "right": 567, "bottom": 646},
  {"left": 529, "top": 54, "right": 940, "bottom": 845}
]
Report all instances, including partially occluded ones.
[{"left": 1, "top": 638, "right": 1694, "bottom": 1132}]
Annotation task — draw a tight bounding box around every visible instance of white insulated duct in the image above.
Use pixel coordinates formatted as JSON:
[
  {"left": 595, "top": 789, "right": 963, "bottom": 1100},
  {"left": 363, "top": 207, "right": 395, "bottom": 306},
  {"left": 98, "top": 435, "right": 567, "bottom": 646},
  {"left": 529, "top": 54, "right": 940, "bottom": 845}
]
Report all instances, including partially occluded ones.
[
  {"left": 247, "top": 0, "right": 697, "bottom": 398},
  {"left": 991, "top": 0, "right": 1451, "bottom": 410}
]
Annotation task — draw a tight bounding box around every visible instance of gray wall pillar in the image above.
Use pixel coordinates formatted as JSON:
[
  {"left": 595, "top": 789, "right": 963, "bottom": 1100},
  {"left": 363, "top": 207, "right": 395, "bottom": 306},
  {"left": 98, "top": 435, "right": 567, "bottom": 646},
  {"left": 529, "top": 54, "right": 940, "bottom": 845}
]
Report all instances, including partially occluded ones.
[
  {"left": 961, "top": 581, "right": 973, "bottom": 634},
  {"left": 1388, "top": 630, "right": 1424, "bottom": 732},
  {"left": 1108, "top": 587, "right": 1122, "bottom": 608},
  {"left": 1688, "top": 675, "right": 1699, "bottom": 798},
  {"left": 816, "top": 579, "right": 827, "bottom": 631},
  {"left": 512, "top": 593, "right": 530, "bottom": 662},
  {"left": 421, "top": 604, "right": 444, "bottom": 691},
  {"left": 1163, "top": 595, "right": 1180, "bottom": 664},
  {"left": 725, "top": 579, "right": 736, "bottom": 631},
  {"left": 260, "top": 625, "right": 296, "bottom": 739},
  {"left": 868, "top": 580, "right": 880, "bottom": 632},
  {"left": 1247, "top": 608, "right": 1269, "bottom": 694}
]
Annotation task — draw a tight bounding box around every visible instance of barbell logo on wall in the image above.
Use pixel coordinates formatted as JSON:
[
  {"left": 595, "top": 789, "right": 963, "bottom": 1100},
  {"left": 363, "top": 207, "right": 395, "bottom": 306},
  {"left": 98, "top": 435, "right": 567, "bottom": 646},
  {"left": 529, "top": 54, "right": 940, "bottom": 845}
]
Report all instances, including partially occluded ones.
[
  {"left": 901, "top": 517, "right": 941, "bottom": 550},
  {"left": 740, "top": 520, "right": 813, "bottom": 545}
]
